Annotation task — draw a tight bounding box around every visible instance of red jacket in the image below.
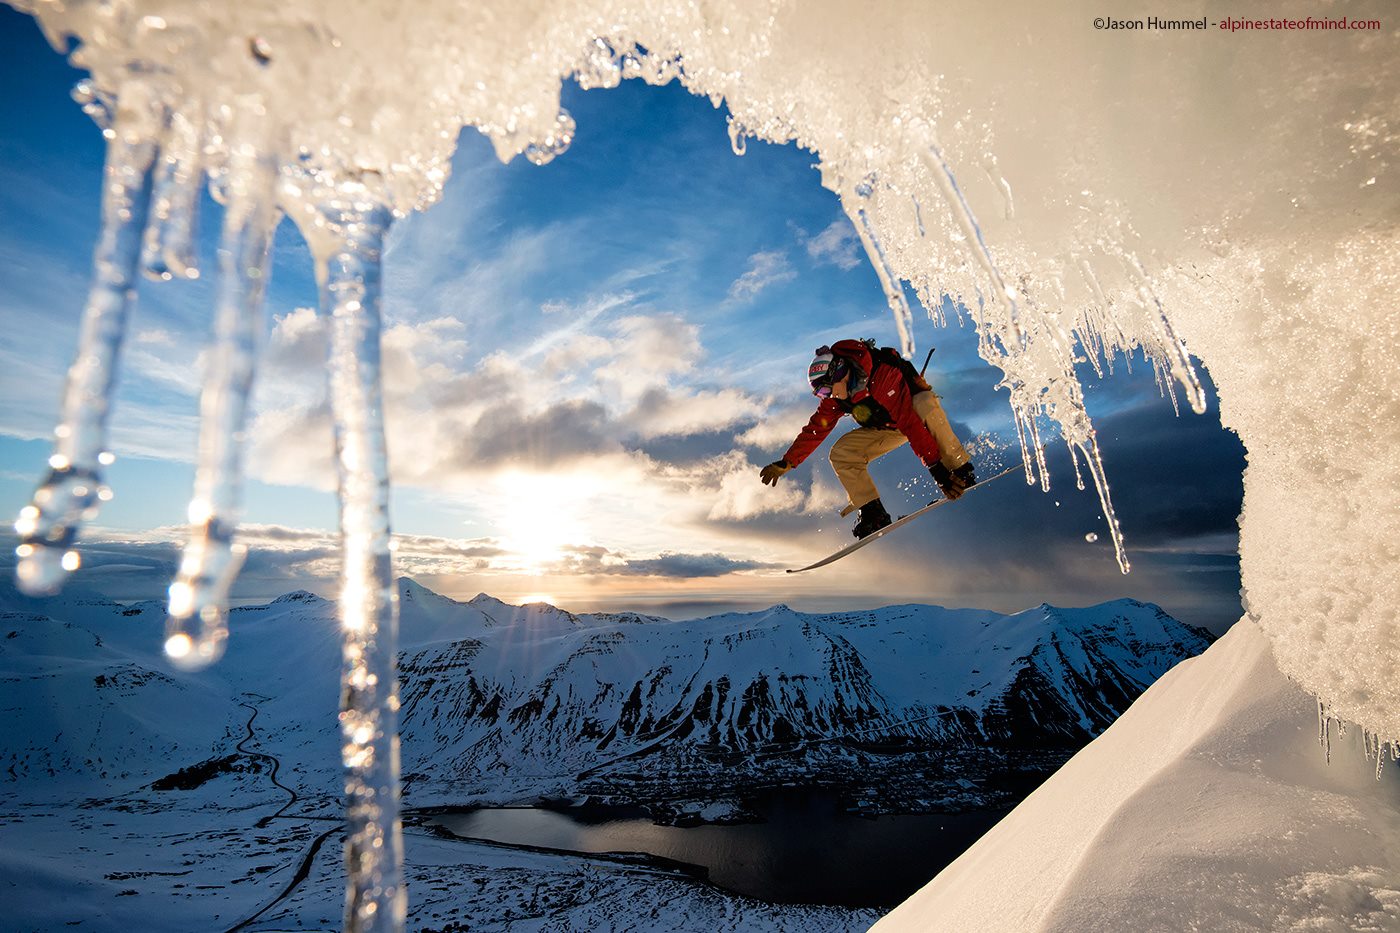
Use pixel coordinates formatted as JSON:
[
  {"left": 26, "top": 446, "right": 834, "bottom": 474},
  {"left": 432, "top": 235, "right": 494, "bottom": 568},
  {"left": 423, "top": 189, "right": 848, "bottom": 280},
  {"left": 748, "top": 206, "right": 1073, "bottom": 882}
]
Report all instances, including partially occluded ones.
[{"left": 782, "top": 340, "right": 942, "bottom": 467}]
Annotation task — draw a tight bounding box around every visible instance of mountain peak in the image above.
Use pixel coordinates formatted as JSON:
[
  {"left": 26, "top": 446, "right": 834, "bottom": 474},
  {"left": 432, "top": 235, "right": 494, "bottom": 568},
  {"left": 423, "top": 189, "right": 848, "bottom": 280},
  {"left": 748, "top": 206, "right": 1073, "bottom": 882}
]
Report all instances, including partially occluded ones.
[
  {"left": 271, "top": 590, "right": 326, "bottom": 605},
  {"left": 397, "top": 578, "right": 459, "bottom": 603},
  {"left": 468, "top": 592, "right": 507, "bottom": 608}
]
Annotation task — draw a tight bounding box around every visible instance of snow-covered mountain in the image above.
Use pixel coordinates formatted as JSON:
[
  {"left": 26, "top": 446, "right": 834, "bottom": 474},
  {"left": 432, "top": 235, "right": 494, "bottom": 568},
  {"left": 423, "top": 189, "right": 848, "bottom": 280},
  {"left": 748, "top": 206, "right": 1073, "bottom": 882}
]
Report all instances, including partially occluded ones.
[
  {"left": 1, "top": 578, "right": 1210, "bottom": 817},
  {"left": 393, "top": 583, "right": 1212, "bottom": 815}
]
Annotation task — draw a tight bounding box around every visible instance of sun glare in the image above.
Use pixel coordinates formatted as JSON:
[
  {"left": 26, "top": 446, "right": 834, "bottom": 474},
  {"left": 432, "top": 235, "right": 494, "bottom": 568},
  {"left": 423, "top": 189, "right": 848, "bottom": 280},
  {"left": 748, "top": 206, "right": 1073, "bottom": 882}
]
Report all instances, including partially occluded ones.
[{"left": 493, "top": 470, "right": 594, "bottom": 572}]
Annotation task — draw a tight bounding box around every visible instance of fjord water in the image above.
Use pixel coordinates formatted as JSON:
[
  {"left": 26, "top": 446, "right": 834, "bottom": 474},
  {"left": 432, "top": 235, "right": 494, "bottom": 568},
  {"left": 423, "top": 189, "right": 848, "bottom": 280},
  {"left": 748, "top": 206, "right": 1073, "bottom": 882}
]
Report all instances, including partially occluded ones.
[{"left": 432, "top": 793, "right": 1006, "bottom": 907}]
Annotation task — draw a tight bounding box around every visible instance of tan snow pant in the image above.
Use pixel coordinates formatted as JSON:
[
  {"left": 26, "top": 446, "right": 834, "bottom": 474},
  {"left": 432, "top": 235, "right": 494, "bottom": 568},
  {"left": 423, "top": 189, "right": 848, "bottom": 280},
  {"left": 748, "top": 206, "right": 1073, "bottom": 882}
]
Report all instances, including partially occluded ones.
[{"left": 830, "top": 390, "right": 971, "bottom": 512}]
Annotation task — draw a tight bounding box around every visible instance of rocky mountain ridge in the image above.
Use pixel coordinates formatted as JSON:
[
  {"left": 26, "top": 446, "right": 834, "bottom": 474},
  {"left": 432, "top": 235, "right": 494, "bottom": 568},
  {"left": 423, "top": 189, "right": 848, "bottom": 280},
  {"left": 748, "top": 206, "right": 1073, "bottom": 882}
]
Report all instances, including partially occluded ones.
[{"left": 0, "top": 578, "right": 1212, "bottom": 818}]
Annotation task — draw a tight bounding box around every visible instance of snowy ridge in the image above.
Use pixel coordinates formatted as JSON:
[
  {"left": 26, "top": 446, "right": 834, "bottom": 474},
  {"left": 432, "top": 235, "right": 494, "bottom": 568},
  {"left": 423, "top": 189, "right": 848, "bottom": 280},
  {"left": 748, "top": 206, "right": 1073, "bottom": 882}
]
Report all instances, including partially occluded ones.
[
  {"left": 874, "top": 619, "right": 1400, "bottom": 932},
  {"left": 0, "top": 578, "right": 1209, "bottom": 815}
]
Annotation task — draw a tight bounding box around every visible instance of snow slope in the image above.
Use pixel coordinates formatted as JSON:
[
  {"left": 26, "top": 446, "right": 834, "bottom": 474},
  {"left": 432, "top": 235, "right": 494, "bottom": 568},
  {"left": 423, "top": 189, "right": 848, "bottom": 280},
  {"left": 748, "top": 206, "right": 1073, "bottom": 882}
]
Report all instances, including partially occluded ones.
[{"left": 873, "top": 620, "right": 1400, "bottom": 933}]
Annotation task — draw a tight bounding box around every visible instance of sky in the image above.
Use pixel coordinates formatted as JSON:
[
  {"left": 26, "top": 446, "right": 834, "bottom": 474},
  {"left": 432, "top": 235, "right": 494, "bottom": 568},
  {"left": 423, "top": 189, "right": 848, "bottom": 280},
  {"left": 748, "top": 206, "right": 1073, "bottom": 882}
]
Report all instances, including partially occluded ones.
[{"left": 0, "top": 7, "right": 1246, "bottom": 632}]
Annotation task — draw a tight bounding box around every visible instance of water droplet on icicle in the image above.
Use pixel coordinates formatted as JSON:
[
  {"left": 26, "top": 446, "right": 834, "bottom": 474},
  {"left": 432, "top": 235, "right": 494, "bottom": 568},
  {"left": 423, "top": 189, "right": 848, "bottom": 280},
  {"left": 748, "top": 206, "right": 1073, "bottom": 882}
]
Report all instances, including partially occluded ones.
[
  {"left": 576, "top": 38, "right": 622, "bottom": 90},
  {"left": 71, "top": 79, "right": 114, "bottom": 134},
  {"left": 728, "top": 116, "right": 748, "bottom": 156},
  {"left": 524, "top": 109, "right": 575, "bottom": 166}
]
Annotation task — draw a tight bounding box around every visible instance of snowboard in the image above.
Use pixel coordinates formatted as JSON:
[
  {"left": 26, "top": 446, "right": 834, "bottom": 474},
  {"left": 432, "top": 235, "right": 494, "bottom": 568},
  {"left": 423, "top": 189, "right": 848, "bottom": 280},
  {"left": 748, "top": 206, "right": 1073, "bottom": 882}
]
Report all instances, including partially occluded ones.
[{"left": 786, "top": 460, "right": 1025, "bottom": 573}]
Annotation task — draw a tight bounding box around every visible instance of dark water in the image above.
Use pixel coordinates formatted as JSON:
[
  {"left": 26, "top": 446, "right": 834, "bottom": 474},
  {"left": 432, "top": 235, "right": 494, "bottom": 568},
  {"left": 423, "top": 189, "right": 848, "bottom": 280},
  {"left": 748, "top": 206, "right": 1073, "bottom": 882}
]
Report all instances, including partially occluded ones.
[{"left": 431, "top": 793, "right": 1005, "bottom": 908}]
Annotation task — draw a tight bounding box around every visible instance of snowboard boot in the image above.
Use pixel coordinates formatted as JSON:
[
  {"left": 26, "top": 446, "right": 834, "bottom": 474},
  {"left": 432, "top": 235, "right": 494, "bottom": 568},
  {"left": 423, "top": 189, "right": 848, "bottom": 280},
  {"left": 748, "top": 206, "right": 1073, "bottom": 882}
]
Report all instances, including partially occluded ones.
[
  {"left": 953, "top": 461, "right": 977, "bottom": 490},
  {"left": 852, "top": 498, "right": 892, "bottom": 539}
]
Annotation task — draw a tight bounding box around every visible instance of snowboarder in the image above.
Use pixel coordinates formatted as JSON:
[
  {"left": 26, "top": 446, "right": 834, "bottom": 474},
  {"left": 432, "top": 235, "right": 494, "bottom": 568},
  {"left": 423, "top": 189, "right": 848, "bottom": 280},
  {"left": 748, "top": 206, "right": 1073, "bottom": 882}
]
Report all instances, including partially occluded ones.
[{"left": 758, "top": 339, "right": 977, "bottom": 538}]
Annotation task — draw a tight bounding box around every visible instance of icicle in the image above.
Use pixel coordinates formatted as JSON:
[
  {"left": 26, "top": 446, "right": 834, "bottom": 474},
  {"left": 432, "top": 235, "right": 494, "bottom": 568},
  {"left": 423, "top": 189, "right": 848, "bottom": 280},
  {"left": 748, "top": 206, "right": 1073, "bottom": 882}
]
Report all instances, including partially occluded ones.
[
  {"left": 1125, "top": 253, "right": 1206, "bottom": 415},
  {"left": 1067, "top": 438, "right": 1087, "bottom": 492},
  {"left": 1071, "top": 435, "right": 1130, "bottom": 574},
  {"left": 142, "top": 103, "right": 204, "bottom": 282},
  {"left": 1151, "top": 356, "right": 1182, "bottom": 416},
  {"left": 13, "top": 82, "right": 161, "bottom": 595},
  {"left": 307, "top": 176, "right": 406, "bottom": 933},
  {"left": 918, "top": 139, "right": 1024, "bottom": 346},
  {"left": 164, "top": 122, "right": 280, "bottom": 672},
  {"left": 1017, "top": 409, "right": 1051, "bottom": 493},
  {"left": 1011, "top": 403, "right": 1033, "bottom": 483},
  {"left": 912, "top": 132, "right": 1136, "bottom": 570},
  {"left": 1319, "top": 700, "right": 1332, "bottom": 764},
  {"left": 844, "top": 178, "right": 915, "bottom": 357},
  {"left": 982, "top": 160, "right": 1015, "bottom": 220}
]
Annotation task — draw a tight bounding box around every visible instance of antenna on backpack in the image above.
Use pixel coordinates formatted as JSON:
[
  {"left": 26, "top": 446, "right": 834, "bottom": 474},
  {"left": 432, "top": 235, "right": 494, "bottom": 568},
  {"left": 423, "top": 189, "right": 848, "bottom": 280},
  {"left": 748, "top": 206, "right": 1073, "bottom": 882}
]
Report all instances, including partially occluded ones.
[{"left": 919, "top": 347, "right": 935, "bottom": 376}]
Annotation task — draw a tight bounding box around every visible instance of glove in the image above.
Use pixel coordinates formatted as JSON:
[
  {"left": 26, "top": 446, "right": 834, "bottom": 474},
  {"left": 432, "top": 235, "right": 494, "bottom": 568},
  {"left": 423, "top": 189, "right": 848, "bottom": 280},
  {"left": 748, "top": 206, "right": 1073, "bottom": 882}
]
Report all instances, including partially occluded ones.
[
  {"left": 930, "top": 461, "right": 967, "bottom": 500},
  {"left": 760, "top": 460, "right": 793, "bottom": 486}
]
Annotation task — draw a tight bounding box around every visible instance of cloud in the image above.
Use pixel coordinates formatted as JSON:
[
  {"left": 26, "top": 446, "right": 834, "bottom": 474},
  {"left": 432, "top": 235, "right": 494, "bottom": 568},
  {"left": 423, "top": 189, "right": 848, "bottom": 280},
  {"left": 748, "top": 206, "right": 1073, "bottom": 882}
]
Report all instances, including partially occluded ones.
[
  {"left": 727, "top": 250, "right": 796, "bottom": 301},
  {"left": 591, "top": 314, "right": 699, "bottom": 397},
  {"left": 135, "top": 329, "right": 177, "bottom": 346},
  {"left": 451, "top": 398, "right": 619, "bottom": 468},
  {"left": 526, "top": 291, "right": 635, "bottom": 357},
  {"left": 605, "top": 552, "right": 773, "bottom": 577},
  {"left": 629, "top": 387, "right": 763, "bottom": 439},
  {"left": 267, "top": 306, "right": 329, "bottom": 359},
  {"left": 228, "top": 298, "right": 803, "bottom": 576},
  {"left": 517, "top": 542, "right": 774, "bottom": 578},
  {"left": 734, "top": 403, "right": 818, "bottom": 452},
  {"left": 246, "top": 404, "right": 337, "bottom": 491},
  {"left": 803, "top": 220, "right": 863, "bottom": 271},
  {"left": 708, "top": 451, "right": 808, "bottom": 520},
  {"left": 123, "top": 344, "right": 206, "bottom": 396},
  {"left": 540, "top": 333, "right": 614, "bottom": 378},
  {"left": 0, "top": 513, "right": 781, "bottom": 608}
]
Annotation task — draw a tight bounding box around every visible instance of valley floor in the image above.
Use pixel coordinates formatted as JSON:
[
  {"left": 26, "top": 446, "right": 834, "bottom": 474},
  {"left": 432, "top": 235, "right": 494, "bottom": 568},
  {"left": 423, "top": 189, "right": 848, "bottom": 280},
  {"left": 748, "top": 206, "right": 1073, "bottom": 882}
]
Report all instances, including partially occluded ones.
[{"left": 0, "top": 783, "right": 882, "bottom": 932}]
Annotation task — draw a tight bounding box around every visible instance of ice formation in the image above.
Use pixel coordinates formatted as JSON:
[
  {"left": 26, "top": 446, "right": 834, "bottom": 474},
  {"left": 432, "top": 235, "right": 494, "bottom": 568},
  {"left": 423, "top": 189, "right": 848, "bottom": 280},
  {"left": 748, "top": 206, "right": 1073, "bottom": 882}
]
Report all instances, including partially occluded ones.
[{"left": 6, "top": 0, "right": 1396, "bottom": 927}]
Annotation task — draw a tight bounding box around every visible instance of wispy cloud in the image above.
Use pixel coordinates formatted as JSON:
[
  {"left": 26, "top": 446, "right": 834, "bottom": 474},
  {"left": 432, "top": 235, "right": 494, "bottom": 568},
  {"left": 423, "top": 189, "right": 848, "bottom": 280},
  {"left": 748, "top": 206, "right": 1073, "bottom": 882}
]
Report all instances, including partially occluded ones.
[
  {"left": 803, "top": 220, "right": 863, "bottom": 271},
  {"left": 525, "top": 290, "right": 636, "bottom": 357},
  {"left": 134, "top": 328, "right": 177, "bottom": 346},
  {"left": 727, "top": 250, "right": 796, "bottom": 301}
]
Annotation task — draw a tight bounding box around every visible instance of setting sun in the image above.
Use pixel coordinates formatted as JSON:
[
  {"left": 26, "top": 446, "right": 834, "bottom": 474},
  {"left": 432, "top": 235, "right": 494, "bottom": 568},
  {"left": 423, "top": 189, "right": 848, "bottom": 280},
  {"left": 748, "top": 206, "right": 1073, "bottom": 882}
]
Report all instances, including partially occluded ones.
[{"left": 491, "top": 470, "right": 596, "bottom": 572}]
